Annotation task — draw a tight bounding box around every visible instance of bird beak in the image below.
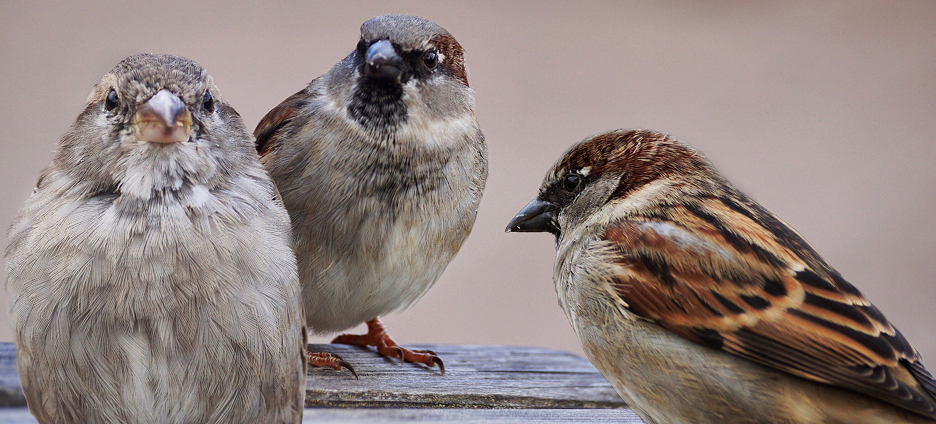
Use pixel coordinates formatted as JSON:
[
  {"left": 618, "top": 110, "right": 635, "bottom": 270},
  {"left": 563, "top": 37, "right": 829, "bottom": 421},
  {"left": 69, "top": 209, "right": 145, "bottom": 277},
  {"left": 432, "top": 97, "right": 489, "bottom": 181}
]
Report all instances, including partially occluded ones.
[
  {"left": 506, "top": 198, "right": 560, "bottom": 233},
  {"left": 134, "top": 89, "right": 192, "bottom": 144},
  {"left": 364, "top": 39, "right": 403, "bottom": 80}
]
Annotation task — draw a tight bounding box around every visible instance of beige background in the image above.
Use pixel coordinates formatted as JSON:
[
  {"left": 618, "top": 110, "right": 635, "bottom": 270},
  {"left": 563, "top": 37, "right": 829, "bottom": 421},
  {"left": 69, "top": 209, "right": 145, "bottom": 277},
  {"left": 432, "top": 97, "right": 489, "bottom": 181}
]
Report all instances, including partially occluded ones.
[{"left": 2, "top": 1, "right": 934, "bottom": 366}]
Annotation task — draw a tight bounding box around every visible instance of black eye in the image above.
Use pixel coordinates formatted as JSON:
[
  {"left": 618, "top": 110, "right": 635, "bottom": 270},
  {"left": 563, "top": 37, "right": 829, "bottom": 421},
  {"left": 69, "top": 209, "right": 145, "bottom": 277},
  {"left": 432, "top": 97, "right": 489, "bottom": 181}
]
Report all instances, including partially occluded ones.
[
  {"left": 423, "top": 50, "right": 438, "bottom": 69},
  {"left": 203, "top": 91, "right": 214, "bottom": 112},
  {"left": 563, "top": 173, "right": 583, "bottom": 192},
  {"left": 104, "top": 89, "right": 119, "bottom": 111}
]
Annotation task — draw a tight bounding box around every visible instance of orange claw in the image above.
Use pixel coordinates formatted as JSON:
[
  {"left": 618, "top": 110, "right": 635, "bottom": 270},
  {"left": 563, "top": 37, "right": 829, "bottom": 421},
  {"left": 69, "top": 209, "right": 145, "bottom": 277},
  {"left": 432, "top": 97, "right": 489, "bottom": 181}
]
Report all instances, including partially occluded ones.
[
  {"left": 331, "top": 318, "right": 445, "bottom": 375},
  {"left": 307, "top": 351, "right": 358, "bottom": 379}
]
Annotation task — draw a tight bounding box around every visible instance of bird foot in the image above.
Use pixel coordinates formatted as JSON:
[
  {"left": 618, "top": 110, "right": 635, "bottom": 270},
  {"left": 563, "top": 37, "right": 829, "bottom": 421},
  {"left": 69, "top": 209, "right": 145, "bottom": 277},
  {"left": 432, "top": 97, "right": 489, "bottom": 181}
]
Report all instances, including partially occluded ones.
[
  {"left": 307, "top": 351, "right": 358, "bottom": 378},
  {"left": 331, "top": 318, "right": 445, "bottom": 375}
]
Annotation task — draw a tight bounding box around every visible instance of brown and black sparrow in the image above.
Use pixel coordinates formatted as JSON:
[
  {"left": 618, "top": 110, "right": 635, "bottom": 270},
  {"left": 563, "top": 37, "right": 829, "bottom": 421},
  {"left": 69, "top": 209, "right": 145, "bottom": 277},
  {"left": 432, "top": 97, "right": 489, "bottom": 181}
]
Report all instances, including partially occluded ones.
[
  {"left": 5, "top": 54, "right": 305, "bottom": 423},
  {"left": 255, "top": 15, "right": 487, "bottom": 374},
  {"left": 507, "top": 129, "right": 936, "bottom": 423}
]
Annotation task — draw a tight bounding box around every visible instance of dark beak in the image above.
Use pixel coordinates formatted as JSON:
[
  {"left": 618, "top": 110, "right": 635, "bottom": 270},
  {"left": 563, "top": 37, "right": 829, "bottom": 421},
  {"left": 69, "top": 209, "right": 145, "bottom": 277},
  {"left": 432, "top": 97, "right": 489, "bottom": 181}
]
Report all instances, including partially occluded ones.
[
  {"left": 364, "top": 39, "right": 403, "bottom": 80},
  {"left": 506, "top": 198, "right": 560, "bottom": 234},
  {"left": 134, "top": 89, "right": 192, "bottom": 144}
]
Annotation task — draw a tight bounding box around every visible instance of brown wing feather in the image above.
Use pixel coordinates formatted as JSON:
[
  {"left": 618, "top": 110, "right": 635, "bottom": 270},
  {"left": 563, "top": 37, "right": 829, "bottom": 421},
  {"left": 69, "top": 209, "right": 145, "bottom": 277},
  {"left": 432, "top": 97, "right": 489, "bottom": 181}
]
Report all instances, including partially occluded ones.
[
  {"left": 254, "top": 88, "right": 310, "bottom": 156},
  {"left": 603, "top": 197, "right": 936, "bottom": 418}
]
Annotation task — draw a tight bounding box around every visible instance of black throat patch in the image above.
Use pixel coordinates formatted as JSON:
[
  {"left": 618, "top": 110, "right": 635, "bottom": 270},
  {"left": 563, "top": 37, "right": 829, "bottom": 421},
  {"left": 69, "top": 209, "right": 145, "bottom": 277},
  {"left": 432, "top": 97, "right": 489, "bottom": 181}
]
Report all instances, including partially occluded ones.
[{"left": 348, "top": 78, "right": 408, "bottom": 133}]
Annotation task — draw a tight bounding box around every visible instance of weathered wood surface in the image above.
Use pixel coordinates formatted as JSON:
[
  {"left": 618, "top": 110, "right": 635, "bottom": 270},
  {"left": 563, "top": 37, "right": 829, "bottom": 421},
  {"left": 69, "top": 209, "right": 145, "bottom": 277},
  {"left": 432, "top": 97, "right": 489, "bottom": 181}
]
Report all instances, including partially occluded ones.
[
  {"left": 0, "top": 342, "right": 640, "bottom": 423},
  {"left": 0, "top": 343, "right": 26, "bottom": 408},
  {"left": 0, "top": 408, "right": 644, "bottom": 423},
  {"left": 304, "top": 343, "right": 627, "bottom": 409}
]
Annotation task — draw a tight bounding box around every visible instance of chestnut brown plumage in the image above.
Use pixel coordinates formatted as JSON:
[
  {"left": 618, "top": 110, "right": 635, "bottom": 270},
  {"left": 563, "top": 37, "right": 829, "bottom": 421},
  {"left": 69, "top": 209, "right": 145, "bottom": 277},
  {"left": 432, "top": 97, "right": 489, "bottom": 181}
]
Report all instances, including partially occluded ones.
[
  {"left": 255, "top": 15, "right": 487, "bottom": 374},
  {"left": 508, "top": 129, "right": 936, "bottom": 423}
]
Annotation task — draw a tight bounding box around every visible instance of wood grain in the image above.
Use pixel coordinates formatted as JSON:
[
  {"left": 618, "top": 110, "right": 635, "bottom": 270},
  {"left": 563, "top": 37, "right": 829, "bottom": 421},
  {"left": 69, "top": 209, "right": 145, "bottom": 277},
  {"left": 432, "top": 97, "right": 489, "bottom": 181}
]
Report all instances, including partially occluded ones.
[
  {"left": 0, "top": 343, "right": 637, "bottom": 423},
  {"left": 0, "top": 408, "right": 644, "bottom": 423},
  {"left": 0, "top": 343, "right": 26, "bottom": 408},
  {"left": 305, "top": 344, "right": 627, "bottom": 409}
]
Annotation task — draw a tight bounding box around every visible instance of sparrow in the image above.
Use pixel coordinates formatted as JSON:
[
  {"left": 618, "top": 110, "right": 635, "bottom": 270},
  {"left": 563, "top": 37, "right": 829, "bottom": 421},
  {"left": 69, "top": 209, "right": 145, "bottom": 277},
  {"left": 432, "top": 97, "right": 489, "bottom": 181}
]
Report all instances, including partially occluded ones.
[
  {"left": 5, "top": 54, "right": 306, "bottom": 423},
  {"left": 506, "top": 129, "right": 936, "bottom": 424},
  {"left": 255, "top": 14, "right": 487, "bottom": 375}
]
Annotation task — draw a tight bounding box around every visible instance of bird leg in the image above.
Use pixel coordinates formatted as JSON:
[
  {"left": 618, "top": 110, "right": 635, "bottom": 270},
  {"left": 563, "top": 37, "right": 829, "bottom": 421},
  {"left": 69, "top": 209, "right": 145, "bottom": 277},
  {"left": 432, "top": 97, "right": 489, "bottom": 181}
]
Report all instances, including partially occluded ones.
[
  {"left": 307, "top": 351, "right": 357, "bottom": 378},
  {"left": 331, "top": 318, "right": 445, "bottom": 375}
]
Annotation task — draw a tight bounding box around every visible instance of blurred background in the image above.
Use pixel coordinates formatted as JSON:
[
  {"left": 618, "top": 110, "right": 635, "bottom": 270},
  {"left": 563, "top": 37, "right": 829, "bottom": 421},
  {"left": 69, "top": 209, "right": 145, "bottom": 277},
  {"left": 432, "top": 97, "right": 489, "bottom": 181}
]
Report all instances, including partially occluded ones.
[{"left": 1, "top": 1, "right": 934, "bottom": 364}]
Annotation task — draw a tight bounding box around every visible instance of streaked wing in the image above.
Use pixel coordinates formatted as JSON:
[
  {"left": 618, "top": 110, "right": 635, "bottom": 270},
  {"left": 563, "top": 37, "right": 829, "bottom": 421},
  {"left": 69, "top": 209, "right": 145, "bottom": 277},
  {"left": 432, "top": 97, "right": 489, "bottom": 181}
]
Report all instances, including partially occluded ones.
[
  {"left": 254, "top": 88, "right": 310, "bottom": 156},
  {"left": 602, "top": 195, "right": 936, "bottom": 418}
]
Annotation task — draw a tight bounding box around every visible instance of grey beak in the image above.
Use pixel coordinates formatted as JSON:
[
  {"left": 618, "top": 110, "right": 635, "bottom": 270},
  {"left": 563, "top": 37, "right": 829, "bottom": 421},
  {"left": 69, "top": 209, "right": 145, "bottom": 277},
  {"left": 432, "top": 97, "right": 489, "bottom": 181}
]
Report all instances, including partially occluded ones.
[
  {"left": 364, "top": 39, "right": 403, "bottom": 80},
  {"left": 506, "top": 198, "right": 559, "bottom": 234}
]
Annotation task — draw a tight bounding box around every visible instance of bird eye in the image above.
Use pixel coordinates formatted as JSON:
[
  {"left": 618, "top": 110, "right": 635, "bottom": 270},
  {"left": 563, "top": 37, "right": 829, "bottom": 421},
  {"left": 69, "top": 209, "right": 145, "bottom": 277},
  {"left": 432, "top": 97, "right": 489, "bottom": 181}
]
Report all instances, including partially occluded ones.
[
  {"left": 423, "top": 50, "right": 438, "bottom": 69},
  {"left": 563, "top": 173, "right": 583, "bottom": 192},
  {"left": 104, "top": 89, "right": 119, "bottom": 111},
  {"left": 203, "top": 91, "right": 214, "bottom": 112}
]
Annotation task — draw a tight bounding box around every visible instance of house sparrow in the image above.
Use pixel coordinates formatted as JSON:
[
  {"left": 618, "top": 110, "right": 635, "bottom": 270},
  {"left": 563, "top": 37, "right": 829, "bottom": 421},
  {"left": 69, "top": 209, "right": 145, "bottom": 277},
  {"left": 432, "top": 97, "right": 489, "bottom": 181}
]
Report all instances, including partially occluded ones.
[
  {"left": 255, "top": 14, "right": 487, "bottom": 375},
  {"left": 507, "top": 129, "right": 936, "bottom": 423},
  {"left": 5, "top": 54, "right": 306, "bottom": 423}
]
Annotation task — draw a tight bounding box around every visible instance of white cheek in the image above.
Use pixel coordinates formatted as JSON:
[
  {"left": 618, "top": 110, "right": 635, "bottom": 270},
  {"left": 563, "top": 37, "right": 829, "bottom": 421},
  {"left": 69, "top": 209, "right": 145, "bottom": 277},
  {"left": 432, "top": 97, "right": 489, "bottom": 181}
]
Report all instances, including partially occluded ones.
[
  {"left": 401, "top": 113, "right": 476, "bottom": 148},
  {"left": 573, "top": 178, "right": 676, "bottom": 233},
  {"left": 609, "top": 178, "right": 674, "bottom": 215},
  {"left": 398, "top": 84, "right": 476, "bottom": 147}
]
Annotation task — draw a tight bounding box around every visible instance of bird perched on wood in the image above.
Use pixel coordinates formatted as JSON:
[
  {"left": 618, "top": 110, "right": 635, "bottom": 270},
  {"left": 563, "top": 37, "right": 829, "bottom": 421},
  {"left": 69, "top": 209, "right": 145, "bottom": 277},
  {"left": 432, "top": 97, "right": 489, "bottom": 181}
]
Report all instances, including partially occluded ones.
[
  {"left": 255, "top": 14, "right": 487, "bottom": 375},
  {"left": 507, "top": 129, "right": 936, "bottom": 424},
  {"left": 5, "top": 54, "right": 306, "bottom": 424}
]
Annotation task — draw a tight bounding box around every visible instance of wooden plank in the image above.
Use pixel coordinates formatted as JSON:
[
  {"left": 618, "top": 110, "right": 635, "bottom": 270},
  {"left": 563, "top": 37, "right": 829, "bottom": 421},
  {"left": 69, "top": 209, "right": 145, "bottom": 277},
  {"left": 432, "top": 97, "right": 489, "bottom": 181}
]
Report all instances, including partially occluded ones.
[
  {"left": 0, "top": 408, "right": 645, "bottom": 423},
  {"left": 0, "top": 343, "right": 26, "bottom": 408},
  {"left": 0, "top": 342, "right": 638, "bottom": 422},
  {"left": 304, "top": 344, "right": 627, "bottom": 409},
  {"left": 0, "top": 409, "right": 34, "bottom": 424},
  {"left": 302, "top": 408, "right": 643, "bottom": 423}
]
